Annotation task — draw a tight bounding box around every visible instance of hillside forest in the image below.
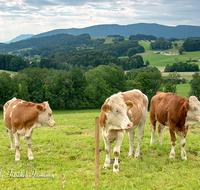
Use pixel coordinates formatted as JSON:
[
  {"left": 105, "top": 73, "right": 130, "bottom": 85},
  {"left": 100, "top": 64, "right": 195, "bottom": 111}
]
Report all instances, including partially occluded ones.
[{"left": 0, "top": 33, "right": 200, "bottom": 109}]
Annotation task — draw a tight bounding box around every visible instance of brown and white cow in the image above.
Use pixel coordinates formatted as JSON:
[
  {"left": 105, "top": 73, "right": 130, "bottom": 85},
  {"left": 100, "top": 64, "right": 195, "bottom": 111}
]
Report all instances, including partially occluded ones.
[
  {"left": 100, "top": 89, "right": 148, "bottom": 173},
  {"left": 150, "top": 91, "right": 200, "bottom": 160},
  {"left": 3, "top": 98, "right": 56, "bottom": 161}
]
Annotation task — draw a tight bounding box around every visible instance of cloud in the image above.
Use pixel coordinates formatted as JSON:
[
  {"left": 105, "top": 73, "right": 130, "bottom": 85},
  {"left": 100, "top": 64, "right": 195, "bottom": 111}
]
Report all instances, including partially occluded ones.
[{"left": 0, "top": 0, "right": 200, "bottom": 42}]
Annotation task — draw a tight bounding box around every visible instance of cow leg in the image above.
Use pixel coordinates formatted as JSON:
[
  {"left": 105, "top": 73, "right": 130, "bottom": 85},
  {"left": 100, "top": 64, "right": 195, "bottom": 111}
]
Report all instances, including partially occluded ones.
[
  {"left": 169, "top": 128, "right": 177, "bottom": 159},
  {"left": 26, "top": 136, "right": 34, "bottom": 161},
  {"left": 14, "top": 133, "right": 21, "bottom": 161},
  {"left": 135, "top": 121, "right": 145, "bottom": 158},
  {"left": 128, "top": 129, "right": 135, "bottom": 157},
  {"left": 158, "top": 124, "right": 165, "bottom": 145},
  {"left": 7, "top": 129, "right": 15, "bottom": 150},
  {"left": 150, "top": 111, "right": 156, "bottom": 144},
  {"left": 102, "top": 135, "right": 111, "bottom": 169},
  {"left": 113, "top": 131, "right": 124, "bottom": 173},
  {"left": 180, "top": 135, "right": 187, "bottom": 160}
]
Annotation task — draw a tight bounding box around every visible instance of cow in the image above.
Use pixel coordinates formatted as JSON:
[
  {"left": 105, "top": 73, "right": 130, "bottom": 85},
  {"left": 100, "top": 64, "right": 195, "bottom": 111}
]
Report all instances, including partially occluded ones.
[
  {"left": 150, "top": 91, "right": 200, "bottom": 160},
  {"left": 99, "top": 89, "right": 148, "bottom": 173},
  {"left": 3, "top": 97, "right": 56, "bottom": 161}
]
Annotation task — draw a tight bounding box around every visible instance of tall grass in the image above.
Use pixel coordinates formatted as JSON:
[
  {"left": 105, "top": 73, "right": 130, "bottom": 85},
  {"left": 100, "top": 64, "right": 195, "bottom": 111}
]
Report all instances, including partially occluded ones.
[{"left": 0, "top": 109, "right": 200, "bottom": 189}]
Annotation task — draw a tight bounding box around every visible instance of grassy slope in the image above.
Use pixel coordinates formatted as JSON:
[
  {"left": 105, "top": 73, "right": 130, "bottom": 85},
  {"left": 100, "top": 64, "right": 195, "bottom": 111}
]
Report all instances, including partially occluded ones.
[{"left": 0, "top": 110, "right": 200, "bottom": 189}]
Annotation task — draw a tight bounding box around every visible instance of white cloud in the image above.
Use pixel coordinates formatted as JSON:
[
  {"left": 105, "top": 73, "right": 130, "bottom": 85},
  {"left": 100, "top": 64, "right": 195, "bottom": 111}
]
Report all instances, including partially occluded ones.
[{"left": 0, "top": 0, "right": 200, "bottom": 42}]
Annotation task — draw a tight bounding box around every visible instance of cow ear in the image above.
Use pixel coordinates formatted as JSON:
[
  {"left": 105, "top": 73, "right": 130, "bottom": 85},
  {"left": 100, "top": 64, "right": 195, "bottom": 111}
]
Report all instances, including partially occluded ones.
[
  {"left": 101, "top": 103, "right": 110, "bottom": 113},
  {"left": 125, "top": 101, "right": 133, "bottom": 109},
  {"left": 37, "top": 105, "right": 45, "bottom": 112},
  {"left": 183, "top": 100, "right": 189, "bottom": 112}
]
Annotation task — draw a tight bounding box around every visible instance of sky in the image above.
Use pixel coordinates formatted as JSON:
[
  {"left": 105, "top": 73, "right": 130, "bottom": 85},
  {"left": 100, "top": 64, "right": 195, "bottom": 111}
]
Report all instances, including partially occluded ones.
[{"left": 0, "top": 0, "right": 200, "bottom": 43}]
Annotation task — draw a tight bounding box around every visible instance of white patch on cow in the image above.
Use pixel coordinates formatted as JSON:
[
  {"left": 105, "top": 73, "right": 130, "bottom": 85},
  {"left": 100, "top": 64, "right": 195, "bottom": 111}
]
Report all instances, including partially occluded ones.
[
  {"left": 7, "top": 128, "right": 15, "bottom": 150},
  {"left": 17, "top": 128, "right": 26, "bottom": 136},
  {"left": 180, "top": 136, "right": 187, "bottom": 160},
  {"left": 10, "top": 111, "right": 12, "bottom": 118},
  {"left": 169, "top": 141, "right": 177, "bottom": 158},
  {"left": 13, "top": 105, "right": 17, "bottom": 109},
  {"left": 150, "top": 125, "right": 155, "bottom": 144},
  {"left": 158, "top": 124, "right": 165, "bottom": 144}
]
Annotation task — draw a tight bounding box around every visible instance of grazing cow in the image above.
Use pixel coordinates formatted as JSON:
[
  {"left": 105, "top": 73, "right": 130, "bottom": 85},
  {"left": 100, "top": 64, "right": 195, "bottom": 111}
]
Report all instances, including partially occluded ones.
[
  {"left": 3, "top": 98, "right": 56, "bottom": 161},
  {"left": 100, "top": 90, "right": 148, "bottom": 173},
  {"left": 150, "top": 91, "right": 200, "bottom": 159}
]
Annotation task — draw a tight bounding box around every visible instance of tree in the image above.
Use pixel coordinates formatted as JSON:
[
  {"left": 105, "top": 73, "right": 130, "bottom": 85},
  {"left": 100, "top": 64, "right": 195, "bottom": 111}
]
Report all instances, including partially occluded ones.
[
  {"left": 85, "top": 65, "right": 126, "bottom": 107},
  {"left": 31, "top": 77, "right": 44, "bottom": 103},
  {"left": 174, "top": 43, "right": 178, "bottom": 48},
  {"left": 0, "top": 72, "right": 16, "bottom": 108},
  {"left": 71, "top": 68, "right": 88, "bottom": 109},
  {"left": 127, "top": 48, "right": 137, "bottom": 57},
  {"left": 134, "top": 72, "right": 151, "bottom": 94},
  {"left": 164, "top": 72, "right": 180, "bottom": 93},
  {"left": 179, "top": 47, "right": 184, "bottom": 55},
  {"left": 189, "top": 72, "right": 200, "bottom": 99}
]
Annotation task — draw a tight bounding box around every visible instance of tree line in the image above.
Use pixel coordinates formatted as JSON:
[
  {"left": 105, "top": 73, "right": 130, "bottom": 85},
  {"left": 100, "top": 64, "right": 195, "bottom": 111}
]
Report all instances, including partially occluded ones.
[
  {"left": 0, "top": 64, "right": 188, "bottom": 110},
  {"left": 164, "top": 62, "right": 199, "bottom": 72},
  {"left": 150, "top": 39, "right": 172, "bottom": 50},
  {"left": 129, "top": 34, "right": 157, "bottom": 41},
  {"left": 0, "top": 54, "right": 30, "bottom": 72},
  {"left": 0, "top": 53, "right": 147, "bottom": 72},
  {"left": 183, "top": 39, "right": 200, "bottom": 51}
]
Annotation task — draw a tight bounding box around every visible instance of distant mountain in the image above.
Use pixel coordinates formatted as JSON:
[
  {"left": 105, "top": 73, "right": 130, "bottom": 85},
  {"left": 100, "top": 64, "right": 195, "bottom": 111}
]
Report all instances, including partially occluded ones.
[
  {"left": 32, "top": 23, "right": 200, "bottom": 39},
  {"left": 7, "top": 34, "right": 34, "bottom": 43}
]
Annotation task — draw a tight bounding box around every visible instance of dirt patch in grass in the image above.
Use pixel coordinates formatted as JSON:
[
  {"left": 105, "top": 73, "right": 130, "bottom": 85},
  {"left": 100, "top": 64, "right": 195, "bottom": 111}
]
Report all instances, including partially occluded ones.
[
  {"left": 66, "top": 131, "right": 82, "bottom": 135},
  {"left": 188, "top": 149, "right": 198, "bottom": 156}
]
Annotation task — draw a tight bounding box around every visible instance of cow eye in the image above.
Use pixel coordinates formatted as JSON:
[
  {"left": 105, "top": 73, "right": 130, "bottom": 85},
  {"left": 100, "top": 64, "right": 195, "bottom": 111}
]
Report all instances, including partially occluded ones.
[
  {"left": 48, "top": 113, "right": 52, "bottom": 117},
  {"left": 115, "top": 110, "right": 119, "bottom": 113}
]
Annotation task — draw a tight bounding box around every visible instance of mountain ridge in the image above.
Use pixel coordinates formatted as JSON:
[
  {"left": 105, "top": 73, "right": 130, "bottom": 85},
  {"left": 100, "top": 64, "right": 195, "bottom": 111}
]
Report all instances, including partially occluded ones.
[
  {"left": 7, "top": 23, "right": 200, "bottom": 43},
  {"left": 31, "top": 23, "right": 200, "bottom": 39}
]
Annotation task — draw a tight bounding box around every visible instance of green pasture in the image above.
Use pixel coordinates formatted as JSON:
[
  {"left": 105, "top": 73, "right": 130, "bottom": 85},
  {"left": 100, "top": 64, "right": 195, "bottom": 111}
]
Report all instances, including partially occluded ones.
[
  {"left": 139, "top": 41, "right": 200, "bottom": 67},
  {"left": 1, "top": 109, "right": 200, "bottom": 189},
  {"left": 176, "top": 83, "right": 191, "bottom": 98}
]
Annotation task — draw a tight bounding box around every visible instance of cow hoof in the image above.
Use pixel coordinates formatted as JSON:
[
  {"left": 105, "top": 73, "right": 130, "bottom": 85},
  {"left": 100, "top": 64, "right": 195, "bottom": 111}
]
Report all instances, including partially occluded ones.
[
  {"left": 103, "top": 166, "right": 108, "bottom": 169},
  {"left": 128, "top": 154, "right": 134, "bottom": 158},
  {"left": 29, "top": 157, "right": 34, "bottom": 161},
  {"left": 182, "top": 156, "right": 187, "bottom": 160},
  {"left": 169, "top": 155, "right": 175, "bottom": 159},
  {"left": 15, "top": 158, "right": 20, "bottom": 162},
  {"left": 113, "top": 169, "right": 119, "bottom": 174}
]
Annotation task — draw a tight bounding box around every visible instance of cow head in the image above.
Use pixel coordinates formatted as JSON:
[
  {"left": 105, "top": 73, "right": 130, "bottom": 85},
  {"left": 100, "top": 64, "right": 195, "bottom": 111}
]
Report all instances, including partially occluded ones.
[
  {"left": 101, "top": 94, "right": 133, "bottom": 130},
  {"left": 37, "top": 102, "right": 56, "bottom": 127},
  {"left": 186, "top": 96, "right": 200, "bottom": 125}
]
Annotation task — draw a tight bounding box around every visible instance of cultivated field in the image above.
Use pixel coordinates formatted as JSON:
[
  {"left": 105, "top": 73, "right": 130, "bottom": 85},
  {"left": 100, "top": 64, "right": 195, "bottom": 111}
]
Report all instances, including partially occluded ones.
[{"left": 0, "top": 109, "right": 200, "bottom": 189}]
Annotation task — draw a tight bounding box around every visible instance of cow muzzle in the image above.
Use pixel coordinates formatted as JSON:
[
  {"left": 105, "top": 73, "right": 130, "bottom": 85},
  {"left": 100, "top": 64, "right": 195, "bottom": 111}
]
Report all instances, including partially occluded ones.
[{"left": 127, "top": 123, "right": 133, "bottom": 129}]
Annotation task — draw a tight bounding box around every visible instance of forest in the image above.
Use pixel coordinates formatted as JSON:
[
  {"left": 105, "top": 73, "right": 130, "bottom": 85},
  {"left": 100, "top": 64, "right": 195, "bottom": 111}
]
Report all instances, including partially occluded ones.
[
  {"left": 164, "top": 62, "right": 199, "bottom": 72},
  {"left": 1, "top": 63, "right": 193, "bottom": 110},
  {"left": 183, "top": 39, "right": 200, "bottom": 51},
  {"left": 150, "top": 39, "right": 172, "bottom": 50}
]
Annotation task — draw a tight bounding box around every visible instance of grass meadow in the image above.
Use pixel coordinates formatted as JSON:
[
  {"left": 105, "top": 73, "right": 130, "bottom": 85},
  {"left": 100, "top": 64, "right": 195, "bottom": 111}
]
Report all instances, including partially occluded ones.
[{"left": 1, "top": 108, "right": 200, "bottom": 189}]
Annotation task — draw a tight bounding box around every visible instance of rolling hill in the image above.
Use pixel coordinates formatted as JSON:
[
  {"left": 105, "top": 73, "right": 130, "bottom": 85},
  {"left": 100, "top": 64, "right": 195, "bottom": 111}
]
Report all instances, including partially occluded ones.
[{"left": 6, "top": 23, "right": 200, "bottom": 44}]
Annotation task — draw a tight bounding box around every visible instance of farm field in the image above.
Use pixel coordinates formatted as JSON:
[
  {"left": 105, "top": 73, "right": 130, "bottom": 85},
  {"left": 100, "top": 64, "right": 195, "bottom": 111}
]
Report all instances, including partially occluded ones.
[
  {"left": 139, "top": 41, "right": 200, "bottom": 67},
  {"left": 0, "top": 109, "right": 200, "bottom": 189}
]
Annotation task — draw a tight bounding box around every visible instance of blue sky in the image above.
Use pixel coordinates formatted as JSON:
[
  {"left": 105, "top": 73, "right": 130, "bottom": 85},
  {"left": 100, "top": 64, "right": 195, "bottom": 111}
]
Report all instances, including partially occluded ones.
[{"left": 0, "top": 0, "right": 200, "bottom": 42}]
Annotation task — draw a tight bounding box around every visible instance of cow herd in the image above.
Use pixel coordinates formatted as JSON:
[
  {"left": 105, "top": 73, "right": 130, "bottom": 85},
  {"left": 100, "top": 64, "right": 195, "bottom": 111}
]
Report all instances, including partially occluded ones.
[{"left": 3, "top": 89, "right": 200, "bottom": 174}]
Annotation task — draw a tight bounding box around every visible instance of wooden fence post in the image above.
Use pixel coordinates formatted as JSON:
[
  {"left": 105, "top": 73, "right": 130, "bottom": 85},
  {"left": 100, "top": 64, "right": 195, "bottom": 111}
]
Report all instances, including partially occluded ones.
[{"left": 95, "top": 117, "right": 100, "bottom": 190}]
